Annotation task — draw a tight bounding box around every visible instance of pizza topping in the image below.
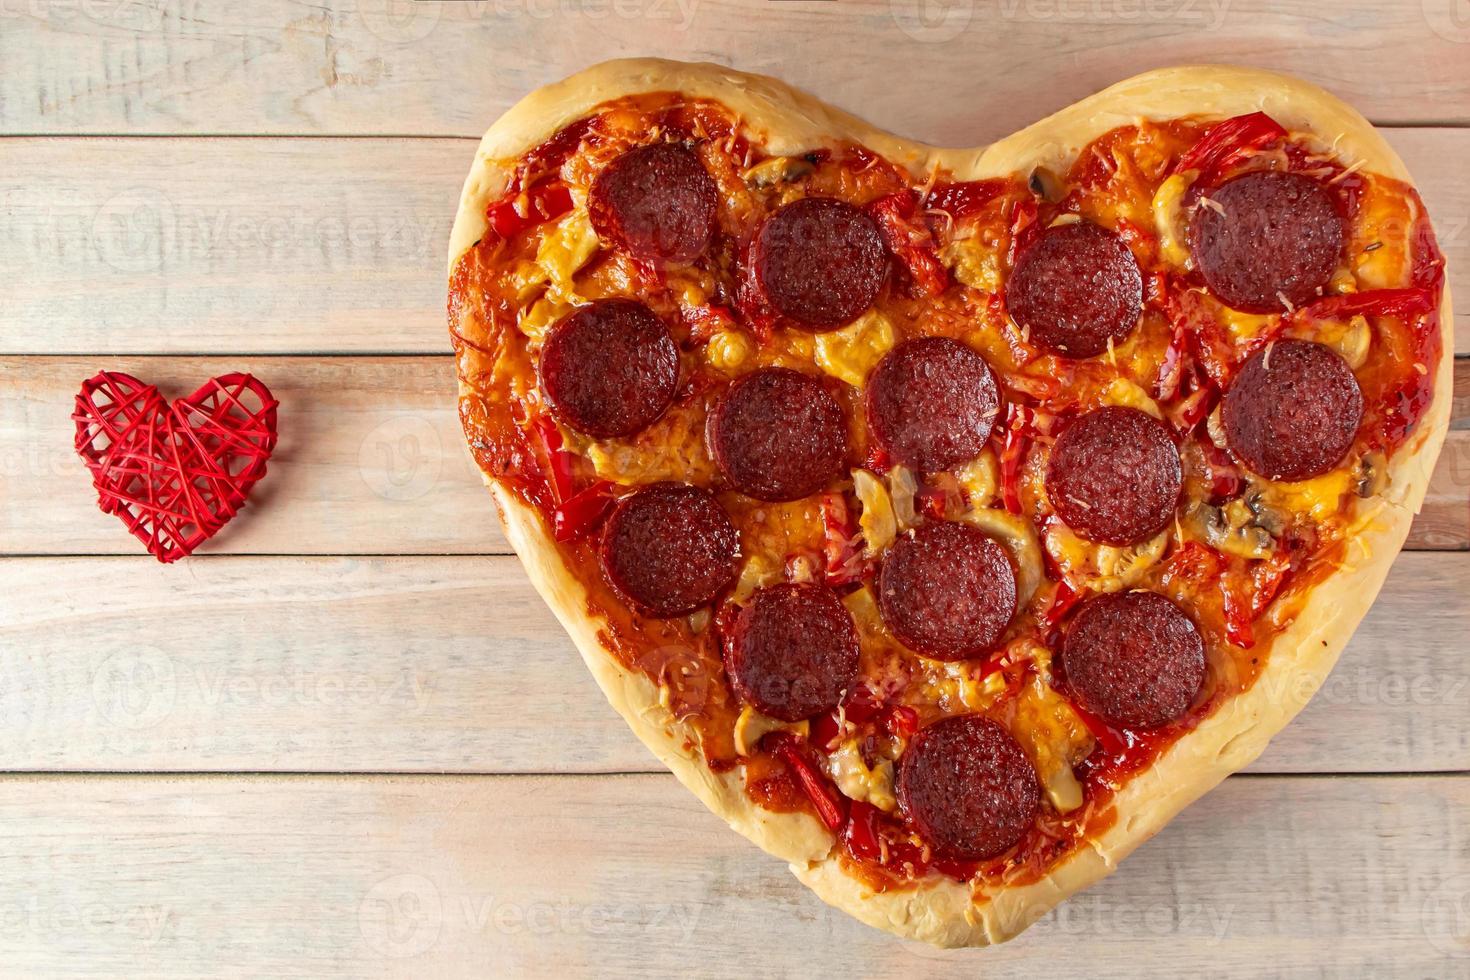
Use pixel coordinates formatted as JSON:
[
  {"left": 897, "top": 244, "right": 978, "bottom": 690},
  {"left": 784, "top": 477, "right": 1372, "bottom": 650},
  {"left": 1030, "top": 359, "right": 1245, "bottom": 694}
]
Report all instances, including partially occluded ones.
[
  {"left": 896, "top": 714, "right": 1040, "bottom": 861},
  {"left": 1061, "top": 590, "right": 1206, "bottom": 730},
  {"left": 723, "top": 582, "right": 861, "bottom": 722},
  {"left": 865, "top": 337, "right": 1001, "bottom": 472},
  {"left": 1045, "top": 407, "right": 1182, "bottom": 546},
  {"left": 1188, "top": 170, "right": 1346, "bottom": 313},
  {"left": 751, "top": 197, "right": 889, "bottom": 330},
  {"left": 1004, "top": 220, "right": 1143, "bottom": 359},
  {"left": 707, "top": 367, "right": 848, "bottom": 501},
  {"left": 588, "top": 142, "right": 718, "bottom": 264},
  {"left": 1221, "top": 339, "right": 1364, "bottom": 481},
  {"left": 599, "top": 483, "right": 741, "bottom": 617},
  {"left": 538, "top": 299, "right": 679, "bottom": 439},
  {"left": 876, "top": 521, "right": 1018, "bottom": 661}
]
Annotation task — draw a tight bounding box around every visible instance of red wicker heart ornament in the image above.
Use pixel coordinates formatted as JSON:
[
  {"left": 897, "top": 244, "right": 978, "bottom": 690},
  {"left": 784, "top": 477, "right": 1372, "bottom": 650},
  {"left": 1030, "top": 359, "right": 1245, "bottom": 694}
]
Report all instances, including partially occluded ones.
[{"left": 73, "top": 372, "right": 279, "bottom": 563}]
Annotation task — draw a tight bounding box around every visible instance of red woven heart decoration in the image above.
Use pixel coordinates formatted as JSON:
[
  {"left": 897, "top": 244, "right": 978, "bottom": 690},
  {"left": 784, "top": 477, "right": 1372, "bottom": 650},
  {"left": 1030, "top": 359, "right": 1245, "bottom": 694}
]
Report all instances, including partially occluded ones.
[{"left": 73, "top": 372, "right": 279, "bottom": 563}]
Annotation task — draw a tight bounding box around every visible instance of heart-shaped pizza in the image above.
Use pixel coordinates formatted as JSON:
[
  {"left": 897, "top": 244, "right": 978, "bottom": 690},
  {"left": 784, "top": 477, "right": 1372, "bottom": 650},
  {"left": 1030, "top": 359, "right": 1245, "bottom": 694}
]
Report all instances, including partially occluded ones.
[{"left": 447, "top": 61, "right": 1452, "bottom": 946}]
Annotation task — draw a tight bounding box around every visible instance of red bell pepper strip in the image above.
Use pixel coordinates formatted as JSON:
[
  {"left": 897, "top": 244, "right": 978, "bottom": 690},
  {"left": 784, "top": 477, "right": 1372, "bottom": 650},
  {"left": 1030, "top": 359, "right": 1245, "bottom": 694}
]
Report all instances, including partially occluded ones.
[
  {"left": 552, "top": 480, "right": 615, "bottom": 542},
  {"left": 879, "top": 704, "right": 919, "bottom": 740},
  {"left": 923, "top": 179, "right": 1007, "bottom": 223},
  {"left": 843, "top": 800, "right": 885, "bottom": 862},
  {"left": 1006, "top": 197, "right": 1040, "bottom": 267},
  {"left": 766, "top": 732, "right": 847, "bottom": 833},
  {"left": 486, "top": 180, "right": 574, "bottom": 241},
  {"left": 1173, "top": 111, "right": 1287, "bottom": 185},
  {"left": 1041, "top": 580, "right": 1085, "bottom": 632},
  {"left": 998, "top": 405, "right": 1032, "bottom": 515},
  {"left": 1295, "top": 287, "right": 1438, "bottom": 322},
  {"left": 1067, "top": 698, "right": 1129, "bottom": 757},
  {"left": 1221, "top": 587, "right": 1254, "bottom": 648},
  {"left": 867, "top": 192, "right": 950, "bottom": 298},
  {"left": 1201, "top": 442, "right": 1243, "bottom": 504},
  {"left": 820, "top": 493, "right": 867, "bottom": 587},
  {"left": 531, "top": 415, "right": 576, "bottom": 506}
]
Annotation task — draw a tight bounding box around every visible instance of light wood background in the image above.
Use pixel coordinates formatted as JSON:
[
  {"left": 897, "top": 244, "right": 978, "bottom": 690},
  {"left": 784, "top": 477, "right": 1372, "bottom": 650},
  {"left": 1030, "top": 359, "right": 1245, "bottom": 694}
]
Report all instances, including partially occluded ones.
[{"left": 1, "top": 2, "right": 1468, "bottom": 975}]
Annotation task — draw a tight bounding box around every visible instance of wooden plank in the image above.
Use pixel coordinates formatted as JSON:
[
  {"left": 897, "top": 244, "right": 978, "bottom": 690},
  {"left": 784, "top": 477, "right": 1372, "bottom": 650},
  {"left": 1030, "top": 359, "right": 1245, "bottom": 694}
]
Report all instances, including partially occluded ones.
[
  {"left": 0, "top": 553, "right": 1462, "bottom": 774},
  {"left": 3, "top": 1, "right": 1470, "bottom": 137},
  {"left": 0, "top": 138, "right": 464, "bottom": 355},
  {"left": 2, "top": 131, "right": 1468, "bottom": 356},
  {"left": 0, "top": 355, "right": 505, "bottom": 555},
  {"left": 0, "top": 773, "right": 1462, "bottom": 976},
  {"left": 5, "top": 356, "right": 1467, "bottom": 554}
]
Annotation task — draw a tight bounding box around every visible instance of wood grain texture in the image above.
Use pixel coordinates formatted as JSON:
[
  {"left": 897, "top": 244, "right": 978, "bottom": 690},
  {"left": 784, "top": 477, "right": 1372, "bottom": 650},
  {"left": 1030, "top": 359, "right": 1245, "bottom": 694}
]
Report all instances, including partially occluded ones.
[
  {"left": 5, "top": 356, "right": 1466, "bottom": 554},
  {"left": 0, "top": 773, "right": 1463, "bottom": 976},
  {"left": 2, "top": 131, "right": 1467, "bottom": 355},
  {"left": 1, "top": 553, "right": 1463, "bottom": 775},
  {"left": 4, "top": 0, "right": 1470, "bottom": 138}
]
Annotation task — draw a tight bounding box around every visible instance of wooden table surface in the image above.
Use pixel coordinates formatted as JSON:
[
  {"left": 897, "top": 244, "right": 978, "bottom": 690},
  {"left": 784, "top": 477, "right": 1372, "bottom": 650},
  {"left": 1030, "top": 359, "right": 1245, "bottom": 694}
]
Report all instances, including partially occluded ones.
[{"left": 3, "top": 2, "right": 1469, "bottom": 976}]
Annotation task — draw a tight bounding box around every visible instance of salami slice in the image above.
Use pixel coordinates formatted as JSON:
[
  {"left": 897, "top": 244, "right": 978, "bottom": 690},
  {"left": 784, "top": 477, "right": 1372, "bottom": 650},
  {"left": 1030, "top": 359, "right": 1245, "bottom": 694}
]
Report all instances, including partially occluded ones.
[
  {"left": 538, "top": 299, "right": 679, "bottom": 439},
  {"left": 588, "top": 142, "right": 718, "bottom": 264},
  {"left": 1005, "top": 220, "right": 1143, "bottom": 358},
  {"left": 865, "top": 337, "right": 1001, "bottom": 473},
  {"left": 1045, "top": 407, "right": 1182, "bottom": 546},
  {"left": 876, "top": 521, "right": 1017, "bottom": 661},
  {"left": 897, "top": 714, "right": 1040, "bottom": 861},
  {"left": 752, "top": 197, "right": 888, "bottom": 330},
  {"left": 599, "top": 483, "right": 741, "bottom": 617},
  {"left": 1221, "top": 338, "right": 1363, "bottom": 481},
  {"left": 1061, "top": 590, "right": 1206, "bottom": 730},
  {"left": 707, "top": 368, "right": 847, "bottom": 501},
  {"left": 1189, "top": 170, "right": 1346, "bottom": 313},
  {"left": 723, "top": 582, "right": 860, "bottom": 722}
]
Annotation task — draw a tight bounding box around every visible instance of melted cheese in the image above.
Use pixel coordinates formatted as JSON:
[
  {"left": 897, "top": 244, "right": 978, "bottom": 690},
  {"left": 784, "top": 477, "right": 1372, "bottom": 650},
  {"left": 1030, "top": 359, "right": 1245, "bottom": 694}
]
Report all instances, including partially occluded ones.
[
  {"left": 940, "top": 235, "right": 1003, "bottom": 294},
  {"left": 1011, "top": 663, "right": 1093, "bottom": 814},
  {"left": 954, "top": 450, "right": 999, "bottom": 509},
  {"left": 852, "top": 469, "right": 897, "bottom": 557},
  {"left": 1045, "top": 524, "right": 1168, "bottom": 593},
  {"left": 827, "top": 738, "right": 897, "bottom": 812},
  {"left": 1257, "top": 470, "right": 1353, "bottom": 523},
  {"left": 1101, "top": 377, "right": 1163, "bottom": 418},
  {"left": 733, "top": 706, "right": 808, "bottom": 757},
  {"left": 813, "top": 310, "right": 896, "bottom": 388},
  {"left": 1151, "top": 172, "right": 1192, "bottom": 268},
  {"left": 706, "top": 330, "right": 753, "bottom": 372}
]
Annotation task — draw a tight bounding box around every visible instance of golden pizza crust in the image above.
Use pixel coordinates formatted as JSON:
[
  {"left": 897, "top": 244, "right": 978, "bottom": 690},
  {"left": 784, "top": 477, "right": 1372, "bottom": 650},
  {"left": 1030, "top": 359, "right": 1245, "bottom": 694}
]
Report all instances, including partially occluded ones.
[{"left": 450, "top": 60, "right": 1453, "bottom": 947}]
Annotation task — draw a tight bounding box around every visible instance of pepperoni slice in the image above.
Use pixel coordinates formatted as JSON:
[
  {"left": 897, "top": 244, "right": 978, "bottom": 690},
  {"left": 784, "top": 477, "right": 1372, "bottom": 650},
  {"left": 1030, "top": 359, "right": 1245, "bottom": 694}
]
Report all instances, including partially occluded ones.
[
  {"left": 723, "top": 583, "right": 860, "bottom": 722},
  {"left": 1061, "top": 590, "right": 1206, "bottom": 730},
  {"left": 588, "top": 142, "right": 718, "bottom": 264},
  {"left": 1189, "top": 170, "right": 1346, "bottom": 313},
  {"left": 1221, "top": 338, "right": 1363, "bottom": 481},
  {"left": 1045, "top": 407, "right": 1182, "bottom": 546},
  {"left": 897, "top": 714, "right": 1040, "bottom": 861},
  {"left": 538, "top": 299, "right": 679, "bottom": 439},
  {"left": 865, "top": 337, "right": 1001, "bottom": 473},
  {"left": 1005, "top": 220, "right": 1143, "bottom": 358},
  {"left": 599, "top": 483, "right": 741, "bottom": 617},
  {"left": 876, "top": 521, "right": 1017, "bottom": 661},
  {"left": 707, "top": 368, "right": 847, "bottom": 502},
  {"left": 752, "top": 197, "right": 888, "bottom": 330}
]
